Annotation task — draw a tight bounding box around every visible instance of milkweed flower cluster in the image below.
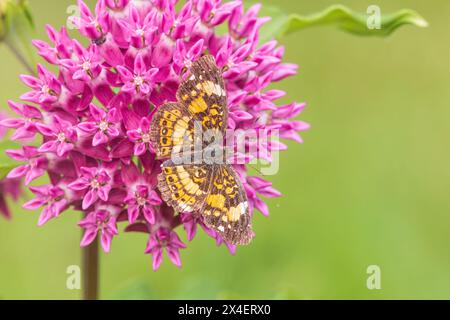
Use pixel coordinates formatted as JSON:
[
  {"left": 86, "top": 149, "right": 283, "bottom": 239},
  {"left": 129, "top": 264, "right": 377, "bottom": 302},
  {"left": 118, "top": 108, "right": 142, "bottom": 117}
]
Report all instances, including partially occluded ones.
[{"left": 1, "top": 0, "right": 309, "bottom": 270}]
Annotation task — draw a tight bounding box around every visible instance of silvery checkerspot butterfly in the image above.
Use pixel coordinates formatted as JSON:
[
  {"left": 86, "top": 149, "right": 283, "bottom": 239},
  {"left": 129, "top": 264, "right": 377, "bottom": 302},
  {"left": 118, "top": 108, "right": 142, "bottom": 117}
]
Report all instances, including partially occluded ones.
[{"left": 149, "top": 55, "right": 254, "bottom": 245}]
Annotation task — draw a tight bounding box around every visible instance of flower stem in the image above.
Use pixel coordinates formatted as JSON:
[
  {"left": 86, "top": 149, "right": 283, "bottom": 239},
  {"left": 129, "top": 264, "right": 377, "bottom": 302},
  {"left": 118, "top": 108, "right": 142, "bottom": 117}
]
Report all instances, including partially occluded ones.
[
  {"left": 82, "top": 234, "right": 99, "bottom": 300},
  {"left": 4, "top": 41, "right": 35, "bottom": 75}
]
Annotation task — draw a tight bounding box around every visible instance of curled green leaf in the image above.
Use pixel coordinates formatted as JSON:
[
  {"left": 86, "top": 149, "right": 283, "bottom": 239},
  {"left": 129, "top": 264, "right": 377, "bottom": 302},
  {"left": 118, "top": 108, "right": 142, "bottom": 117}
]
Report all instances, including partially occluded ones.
[{"left": 259, "top": 4, "right": 428, "bottom": 42}]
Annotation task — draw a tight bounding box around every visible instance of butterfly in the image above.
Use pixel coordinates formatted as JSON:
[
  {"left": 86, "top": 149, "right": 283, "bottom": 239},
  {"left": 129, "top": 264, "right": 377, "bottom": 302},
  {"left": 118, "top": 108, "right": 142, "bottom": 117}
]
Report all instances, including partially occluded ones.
[{"left": 149, "top": 55, "right": 254, "bottom": 245}]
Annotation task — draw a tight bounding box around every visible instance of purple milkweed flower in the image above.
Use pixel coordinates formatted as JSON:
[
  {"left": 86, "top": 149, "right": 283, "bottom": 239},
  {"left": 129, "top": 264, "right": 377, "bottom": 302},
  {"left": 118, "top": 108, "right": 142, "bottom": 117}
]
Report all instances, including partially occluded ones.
[
  {"left": 78, "top": 104, "right": 121, "bottom": 146},
  {"left": 68, "top": 164, "right": 116, "bottom": 210},
  {"left": 6, "top": 146, "right": 47, "bottom": 185},
  {"left": 32, "top": 26, "right": 73, "bottom": 65},
  {"left": 116, "top": 5, "right": 157, "bottom": 49},
  {"left": 0, "top": 101, "right": 42, "bottom": 141},
  {"left": 122, "top": 162, "right": 162, "bottom": 224},
  {"left": 180, "top": 212, "right": 236, "bottom": 254},
  {"left": 23, "top": 184, "right": 68, "bottom": 226},
  {"left": 3, "top": 0, "right": 309, "bottom": 270},
  {"left": 60, "top": 41, "right": 103, "bottom": 82},
  {"left": 181, "top": 212, "right": 215, "bottom": 242},
  {"left": 145, "top": 227, "right": 187, "bottom": 271},
  {"left": 245, "top": 176, "right": 282, "bottom": 217},
  {"left": 69, "top": 0, "right": 110, "bottom": 40},
  {"left": 124, "top": 184, "right": 161, "bottom": 224},
  {"left": 117, "top": 55, "right": 159, "bottom": 95},
  {"left": 20, "top": 64, "right": 61, "bottom": 104},
  {"left": 35, "top": 116, "right": 78, "bottom": 157},
  {"left": 126, "top": 116, "right": 153, "bottom": 156},
  {"left": 79, "top": 205, "right": 119, "bottom": 252}
]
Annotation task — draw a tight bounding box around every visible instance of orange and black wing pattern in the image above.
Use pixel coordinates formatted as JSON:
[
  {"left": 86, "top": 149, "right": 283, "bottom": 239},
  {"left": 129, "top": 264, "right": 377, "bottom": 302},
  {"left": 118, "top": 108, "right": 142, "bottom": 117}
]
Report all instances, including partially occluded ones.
[
  {"left": 157, "top": 161, "right": 214, "bottom": 214},
  {"left": 202, "top": 165, "right": 254, "bottom": 245},
  {"left": 177, "top": 55, "right": 228, "bottom": 136},
  {"left": 149, "top": 102, "right": 200, "bottom": 159},
  {"left": 151, "top": 55, "right": 255, "bottom": 246}
]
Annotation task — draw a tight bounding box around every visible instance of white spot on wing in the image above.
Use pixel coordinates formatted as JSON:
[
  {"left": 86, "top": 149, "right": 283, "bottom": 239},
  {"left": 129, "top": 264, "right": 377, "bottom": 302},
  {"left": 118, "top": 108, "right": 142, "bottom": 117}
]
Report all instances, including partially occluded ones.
[
  {"left": 215, "top": 83, "right": 223, "bottom": 96},
  {"left": 240, "top": 201, "right": 249, "bottom": 215}
]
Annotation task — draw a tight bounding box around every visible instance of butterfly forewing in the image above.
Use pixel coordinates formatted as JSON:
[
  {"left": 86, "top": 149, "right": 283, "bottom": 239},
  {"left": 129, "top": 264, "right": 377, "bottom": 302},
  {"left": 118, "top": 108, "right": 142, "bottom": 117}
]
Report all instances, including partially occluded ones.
[
  {"left": 177, "top": 55, "right": 228, "bottom": 137},
  {"left": 149, "top": 102, "right": 200, "bottom": 159}
]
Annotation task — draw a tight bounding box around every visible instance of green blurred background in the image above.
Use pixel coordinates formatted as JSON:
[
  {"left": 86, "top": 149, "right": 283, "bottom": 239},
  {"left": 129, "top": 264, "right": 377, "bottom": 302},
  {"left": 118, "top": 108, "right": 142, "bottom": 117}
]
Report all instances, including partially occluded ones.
[{"left": 1, "top": 0, "right": 449, "bottom": 300}]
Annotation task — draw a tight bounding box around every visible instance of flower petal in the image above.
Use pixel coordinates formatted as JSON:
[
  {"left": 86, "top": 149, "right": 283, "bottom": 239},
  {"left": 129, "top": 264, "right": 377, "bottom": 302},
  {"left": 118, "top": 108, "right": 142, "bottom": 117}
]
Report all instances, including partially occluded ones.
[
  {"left": 80, "top": 229, "right": 98, "bottom": 247},
  {"left": 82, "top": 189, "right": 98, "bottom": 210}
]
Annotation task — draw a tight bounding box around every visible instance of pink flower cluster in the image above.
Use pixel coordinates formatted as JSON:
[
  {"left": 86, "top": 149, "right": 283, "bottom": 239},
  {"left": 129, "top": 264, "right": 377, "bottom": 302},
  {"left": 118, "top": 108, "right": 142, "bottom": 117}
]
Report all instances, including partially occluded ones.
[{"left": 1, "top": 0, "right": 309, "bottom": 270}]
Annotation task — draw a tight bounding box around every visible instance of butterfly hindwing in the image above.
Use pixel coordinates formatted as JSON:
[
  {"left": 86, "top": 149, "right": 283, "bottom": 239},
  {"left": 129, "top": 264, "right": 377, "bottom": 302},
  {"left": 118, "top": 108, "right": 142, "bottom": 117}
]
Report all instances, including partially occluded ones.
[
  {"left": 157, "top": 160, "right": 214, "bottom": 214},
  {"left": 202, "top": 165, "right": 254, "bottom": 245}
]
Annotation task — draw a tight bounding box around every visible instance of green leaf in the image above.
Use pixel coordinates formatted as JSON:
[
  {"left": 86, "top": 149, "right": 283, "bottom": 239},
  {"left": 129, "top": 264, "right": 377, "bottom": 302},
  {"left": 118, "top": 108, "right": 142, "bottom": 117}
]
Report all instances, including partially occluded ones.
[
  {"left": 0, "top": 139, "right": 19, "bottom": 180},
  {"left": 259, "top": 4, "right": 428, "bottom": 42},
  {"left": 1, "top": 0, "right": 36, "bottom": 73}
]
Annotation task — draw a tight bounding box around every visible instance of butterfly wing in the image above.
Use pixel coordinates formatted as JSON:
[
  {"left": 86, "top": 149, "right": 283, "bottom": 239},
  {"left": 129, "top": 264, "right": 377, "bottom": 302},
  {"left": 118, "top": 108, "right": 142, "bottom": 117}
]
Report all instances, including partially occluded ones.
[
  {"left": 177, "top": 55, "right": 228, "bottom": 136},
  {"left": 158, "top": 161, "right": 254, "bottom": 245},
  {"left": 154, "top": 56, "right": 254, "bottom": 245},
  {"left": 157, "top": 160, "right": 215, "bottom": 214},
  {"left": 149, "top": 102, "right": 200, "bottom": 159},
  {"left": 203, "top": 165, "right": 254, "bottom": 245},
  {"left": 150, "top": 55, "right": 227, "bottom": 159}
]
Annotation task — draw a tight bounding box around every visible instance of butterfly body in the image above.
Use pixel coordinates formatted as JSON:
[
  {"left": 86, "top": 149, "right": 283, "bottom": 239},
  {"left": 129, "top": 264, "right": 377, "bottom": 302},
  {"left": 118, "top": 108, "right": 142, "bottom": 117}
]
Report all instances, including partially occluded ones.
[{"left": 150, "top": 55, "right": 254, "bottom": 246}]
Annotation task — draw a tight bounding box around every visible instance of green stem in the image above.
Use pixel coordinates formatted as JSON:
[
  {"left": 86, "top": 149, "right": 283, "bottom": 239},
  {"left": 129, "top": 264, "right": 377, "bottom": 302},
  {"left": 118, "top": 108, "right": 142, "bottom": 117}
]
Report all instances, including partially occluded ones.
[{"left": 4, "top": 40, "right": 35, "bottom": 74}]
